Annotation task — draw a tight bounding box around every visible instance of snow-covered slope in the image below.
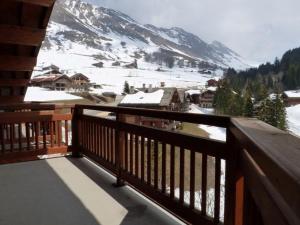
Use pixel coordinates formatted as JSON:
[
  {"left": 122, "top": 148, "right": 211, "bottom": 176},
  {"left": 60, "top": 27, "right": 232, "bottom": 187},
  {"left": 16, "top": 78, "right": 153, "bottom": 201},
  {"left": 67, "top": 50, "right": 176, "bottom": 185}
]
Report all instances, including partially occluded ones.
[{"left": 39, "top": 0, "right": 249, "bottom": 71}]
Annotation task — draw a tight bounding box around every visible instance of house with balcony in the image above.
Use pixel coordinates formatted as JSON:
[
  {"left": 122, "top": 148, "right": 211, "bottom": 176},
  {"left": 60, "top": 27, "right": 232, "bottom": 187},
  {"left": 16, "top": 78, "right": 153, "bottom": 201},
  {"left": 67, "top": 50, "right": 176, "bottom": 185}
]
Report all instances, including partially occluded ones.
[{"left": 0, "top": 1, "right": 299, "bottom": 225}]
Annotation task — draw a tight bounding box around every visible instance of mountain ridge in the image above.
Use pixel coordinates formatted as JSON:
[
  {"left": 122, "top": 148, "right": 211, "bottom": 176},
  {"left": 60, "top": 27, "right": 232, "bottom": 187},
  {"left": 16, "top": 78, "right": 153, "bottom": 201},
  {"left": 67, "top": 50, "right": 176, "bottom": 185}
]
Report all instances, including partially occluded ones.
[{"left": 41, "top": 0, "right": 249, "bottom": 70}]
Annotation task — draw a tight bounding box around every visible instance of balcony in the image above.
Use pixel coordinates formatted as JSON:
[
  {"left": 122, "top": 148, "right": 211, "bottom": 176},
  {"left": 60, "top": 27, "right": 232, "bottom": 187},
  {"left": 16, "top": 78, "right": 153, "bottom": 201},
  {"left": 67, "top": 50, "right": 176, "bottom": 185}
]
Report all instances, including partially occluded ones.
[{"left": 0, "top": 103, "right": 299, "bottom": 225}]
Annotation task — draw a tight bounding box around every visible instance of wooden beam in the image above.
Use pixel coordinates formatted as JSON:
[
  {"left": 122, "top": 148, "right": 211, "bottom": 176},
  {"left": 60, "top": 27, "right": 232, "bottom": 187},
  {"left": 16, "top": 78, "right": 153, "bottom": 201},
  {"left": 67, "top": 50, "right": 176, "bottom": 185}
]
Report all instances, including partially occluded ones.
[
  {"left": 0, "top": 79, "right": 29, "bottom": 86},
  {"left": 3, "top": 0, "right": 56, "bottom": 7},
  {"left": 0, "top": 96, "right": 24, "bottom": 103},
  {"left": 0, "top": 55, "right": 37, "bottom": 71},
  {"left": 0, "top": 25, "right": 46, "bottom": 46}
]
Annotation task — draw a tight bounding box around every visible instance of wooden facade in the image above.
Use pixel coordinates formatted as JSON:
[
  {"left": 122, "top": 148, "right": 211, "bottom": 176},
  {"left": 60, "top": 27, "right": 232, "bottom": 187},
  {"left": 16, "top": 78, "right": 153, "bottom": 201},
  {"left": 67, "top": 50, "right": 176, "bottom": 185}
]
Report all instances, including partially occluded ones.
[{"left": 199, "top": 89, "right": 216, "bottom": 108}]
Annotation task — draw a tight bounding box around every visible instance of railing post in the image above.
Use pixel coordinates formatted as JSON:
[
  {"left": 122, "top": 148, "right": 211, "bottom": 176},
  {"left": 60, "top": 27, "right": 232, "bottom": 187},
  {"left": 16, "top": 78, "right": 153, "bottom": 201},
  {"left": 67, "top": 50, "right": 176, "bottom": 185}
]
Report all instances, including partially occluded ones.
[
  {"left": 114, "top": 112, "right": 125, "bottom": 187},
  {"left": 71, "top": 106, "right": 83, "bottom": 157},
  {"left": 224, "top": 126, "right": 243, "bottom": 225}
]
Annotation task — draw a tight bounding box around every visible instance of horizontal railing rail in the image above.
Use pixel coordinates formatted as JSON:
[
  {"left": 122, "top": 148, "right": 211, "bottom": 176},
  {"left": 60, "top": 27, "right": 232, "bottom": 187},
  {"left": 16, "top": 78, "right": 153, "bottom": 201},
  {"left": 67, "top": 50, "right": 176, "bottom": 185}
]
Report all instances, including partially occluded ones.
[
  {"left": 229, "top": 118, "right": 300, "bottom": 225},
  {"left": 76, "top": 104, "right": 231, "bottom": 128}
]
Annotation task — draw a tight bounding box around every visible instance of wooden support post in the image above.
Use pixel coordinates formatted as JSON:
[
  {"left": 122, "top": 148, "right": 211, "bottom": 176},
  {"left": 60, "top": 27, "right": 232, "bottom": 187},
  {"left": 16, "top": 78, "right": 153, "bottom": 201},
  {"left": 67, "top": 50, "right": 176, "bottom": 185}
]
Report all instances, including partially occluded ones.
[
  {"left": 114, "top": 112, "right": 125, "bottom": 187},
  {"left": 71, "top": 107, "right": 83, "bottom": 157},
  {"left": 224, "top": 127, "right": 242, "bottom": 225}
]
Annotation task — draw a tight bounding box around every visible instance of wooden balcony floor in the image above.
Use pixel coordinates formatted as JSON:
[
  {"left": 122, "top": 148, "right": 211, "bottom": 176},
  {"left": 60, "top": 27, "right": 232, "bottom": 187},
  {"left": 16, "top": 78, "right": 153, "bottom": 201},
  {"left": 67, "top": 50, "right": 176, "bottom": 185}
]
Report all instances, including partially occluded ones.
[{"left": 0, "top": 157, "right": 184, "bottom": 225}]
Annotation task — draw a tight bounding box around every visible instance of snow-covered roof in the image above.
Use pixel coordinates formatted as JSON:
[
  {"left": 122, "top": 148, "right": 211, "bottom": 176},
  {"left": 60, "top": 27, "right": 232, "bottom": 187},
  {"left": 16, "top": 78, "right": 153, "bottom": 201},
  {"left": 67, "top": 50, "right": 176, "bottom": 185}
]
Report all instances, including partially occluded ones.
[
  {"left": 207, "top": 87, "right": 217, "bottom": 92},
  {"left": 284, "top": 90, "right": 300, "bottom": 98},
  {"left": 120, "top": 90, "right": 164, "bottom": 105},
  {"left": 185, "top": 90, "right": 201, "bottom": 95},
  {"left": 24, "top": 87, "right": 82, "bottom": 102}
]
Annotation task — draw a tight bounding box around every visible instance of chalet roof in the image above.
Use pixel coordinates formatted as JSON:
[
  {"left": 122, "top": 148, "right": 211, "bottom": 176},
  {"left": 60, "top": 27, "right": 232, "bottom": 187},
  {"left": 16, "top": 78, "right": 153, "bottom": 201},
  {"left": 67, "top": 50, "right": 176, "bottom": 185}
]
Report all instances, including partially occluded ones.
[
  {"left": 283, "top": 90, "right": 300, "bottom": 98},
  {"left": 42, "top": 64, "right": 59, "bottom": 71},
  {"left": 71, "top": 73, "right": 90, "bottom": 82},
  {"left": 0, "top": 0, "right": 56, "bottom": 104},
  {"left": 119, "top": 90, "right": 164, "bottom": 106},
  {"left": 31, "top": 74, "right": 72, "bottom": 83},
  {"left": 119, "top": 87, "right": 180, "bottom": 107}
]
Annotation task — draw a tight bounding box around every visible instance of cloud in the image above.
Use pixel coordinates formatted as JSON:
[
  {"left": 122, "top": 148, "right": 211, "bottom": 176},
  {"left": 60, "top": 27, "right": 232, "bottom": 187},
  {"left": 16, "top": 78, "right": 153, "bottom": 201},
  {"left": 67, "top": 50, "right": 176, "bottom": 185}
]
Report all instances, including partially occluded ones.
[{"left": 87, "top": 0, "right": 300, "bottom": 63}]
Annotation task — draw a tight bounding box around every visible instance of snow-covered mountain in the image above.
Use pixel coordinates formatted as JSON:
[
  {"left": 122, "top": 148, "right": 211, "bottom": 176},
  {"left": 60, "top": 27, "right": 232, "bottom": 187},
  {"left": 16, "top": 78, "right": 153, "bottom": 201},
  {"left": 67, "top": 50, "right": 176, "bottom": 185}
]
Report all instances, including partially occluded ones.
[{"left": 41, "top": 0, "right": 248, "bottom": 70}]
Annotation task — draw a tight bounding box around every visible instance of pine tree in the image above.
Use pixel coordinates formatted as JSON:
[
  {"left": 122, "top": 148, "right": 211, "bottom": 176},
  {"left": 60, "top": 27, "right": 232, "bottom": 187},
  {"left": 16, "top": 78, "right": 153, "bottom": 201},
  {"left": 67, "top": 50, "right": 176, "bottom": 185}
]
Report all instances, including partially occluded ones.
[
  {"left": 273, "top": 93, "right": 287, "bottom": 130},
  {"left": 258, "top": 93, "right": 287, "bottom": 130},
  {"left": 243, "top": 88, "right": 254, "bottom": 117},
  {"left": 123, "top": 81, "right": 130, "bottom": 94}
]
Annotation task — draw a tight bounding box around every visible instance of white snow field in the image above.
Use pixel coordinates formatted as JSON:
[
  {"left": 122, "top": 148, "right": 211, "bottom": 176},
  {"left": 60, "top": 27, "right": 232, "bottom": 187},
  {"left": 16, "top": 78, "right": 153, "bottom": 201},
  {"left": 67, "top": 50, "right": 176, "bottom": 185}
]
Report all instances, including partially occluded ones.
[
  {"left": 35, "top": 46, "right": 221, "bottom": 95},
  {"left": 25, "top": 87, "right": 82, "bottom": 102},
  {"left": 286, "top": 104, "right": 300, "bottom": 137}
]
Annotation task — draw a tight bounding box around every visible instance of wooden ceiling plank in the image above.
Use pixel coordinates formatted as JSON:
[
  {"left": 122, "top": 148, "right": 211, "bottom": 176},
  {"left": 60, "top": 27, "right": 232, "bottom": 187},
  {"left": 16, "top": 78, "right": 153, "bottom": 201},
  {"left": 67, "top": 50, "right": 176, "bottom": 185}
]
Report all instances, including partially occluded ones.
[
  {"left": 3, "top": 0, "right": 55, "bottom": 7},
  {"left": 0, "top": 55, "right": 37, "bottom": 71},
  {"left": 0, "top": 96, "right": 24, "bottom": 103},
  {"left": 0, "top": 25, "right": 46, "bottom": 46},
  {"left": 0, "top": 79, "right": 29, "bottom": 86}
]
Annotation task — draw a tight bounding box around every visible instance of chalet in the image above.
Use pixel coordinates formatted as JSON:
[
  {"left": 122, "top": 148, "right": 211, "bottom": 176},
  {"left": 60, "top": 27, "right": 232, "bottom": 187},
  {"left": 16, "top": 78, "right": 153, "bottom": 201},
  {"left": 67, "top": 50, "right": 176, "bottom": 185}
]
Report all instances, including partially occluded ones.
[
  {"left": 199, "top": 87, "right": 217, "bottom": 108},
  {"left": 71, "top": 73, "right": 90, "bottom": 91},
  {"left": 31, "top": 74, "right": 73, "bottom": 91},
  {"left": 282, "top": 90, "right": 300, "bottom": 106},
  {"left": 206, "top": 79, "right": 218, "bottom": 87},
  {"left": 118, "top": 88, "right": 182, "bottom": 128},
  {"left": 186, "top": 89, "right": 202, "bottom": 104}
]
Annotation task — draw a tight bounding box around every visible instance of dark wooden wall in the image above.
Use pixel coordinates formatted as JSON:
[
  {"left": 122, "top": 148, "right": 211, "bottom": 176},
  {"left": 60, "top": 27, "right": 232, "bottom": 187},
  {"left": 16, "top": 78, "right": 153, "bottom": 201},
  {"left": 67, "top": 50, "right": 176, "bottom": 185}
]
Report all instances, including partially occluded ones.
[{"left": 0, "top": 0, "right": 55, "bottom": 104}]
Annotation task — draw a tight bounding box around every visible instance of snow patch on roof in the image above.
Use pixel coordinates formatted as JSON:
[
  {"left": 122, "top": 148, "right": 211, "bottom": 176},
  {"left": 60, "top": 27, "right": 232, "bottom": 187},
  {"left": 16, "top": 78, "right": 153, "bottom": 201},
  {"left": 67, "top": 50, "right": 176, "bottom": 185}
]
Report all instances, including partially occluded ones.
[
  {"left": 120, "top": 90, "right": 164, "bottom": 105},
  {"left": 284, "top": 90, "right": 300, "bottom": 98},
  {"left": 24, "top": 87, "right": 82, "bottom": 102},
  {"left": 186, "top": 90, "right": 201, "bottom": 95}
]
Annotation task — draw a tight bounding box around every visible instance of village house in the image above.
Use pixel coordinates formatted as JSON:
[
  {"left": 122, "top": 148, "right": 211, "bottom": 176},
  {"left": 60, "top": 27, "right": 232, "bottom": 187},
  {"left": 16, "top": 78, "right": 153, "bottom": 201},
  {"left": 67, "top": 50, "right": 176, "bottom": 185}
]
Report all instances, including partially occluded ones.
[
  {"left": 206, "top": 79, "right": 218, "bottom": 87},
  {"left": 30, "top": 74, "right": 73, "bottom": 91},
  {"left": 282, "top": 90, "right": 300, "bottom": 106},
  {"left": 118, "top": 87, "right": 183, "bottom": 128},
  {"left": 70, "top": 73, "right": 91, "bottom": 91},
  {"left": 199, "top": 87, "right": 217, "bottom": 108},
  {"left": 185, "top": 89, "right": 202, "bottom": 104}
]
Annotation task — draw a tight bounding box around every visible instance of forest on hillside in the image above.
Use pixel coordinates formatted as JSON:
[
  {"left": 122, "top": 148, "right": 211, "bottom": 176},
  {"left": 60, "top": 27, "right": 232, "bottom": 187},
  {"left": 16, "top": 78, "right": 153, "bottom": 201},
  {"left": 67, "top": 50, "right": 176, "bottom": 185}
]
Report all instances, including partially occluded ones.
[
  {"left": 225, "top": 47, "right": 300, "bottom": 96},
  {"left": 212, "top": 47, "right": 300, "bottom": 130}
]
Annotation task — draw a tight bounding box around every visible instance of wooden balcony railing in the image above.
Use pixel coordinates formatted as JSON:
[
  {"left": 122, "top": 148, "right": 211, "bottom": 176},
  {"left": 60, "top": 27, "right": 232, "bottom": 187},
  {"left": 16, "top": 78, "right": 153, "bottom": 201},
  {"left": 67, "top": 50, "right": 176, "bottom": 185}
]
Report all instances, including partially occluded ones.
[
  {"left": 0, "top": 103, "right": 299, "bottom": 225},
  {"left": 0, "top": 104, "right": 73, "bottom": 164}
]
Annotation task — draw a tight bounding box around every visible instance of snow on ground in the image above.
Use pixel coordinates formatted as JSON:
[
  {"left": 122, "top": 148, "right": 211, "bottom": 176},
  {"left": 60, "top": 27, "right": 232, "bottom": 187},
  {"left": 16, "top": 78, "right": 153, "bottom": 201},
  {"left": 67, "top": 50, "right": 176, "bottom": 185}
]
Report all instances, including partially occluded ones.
[
  {"left": 188, "top": 104, "right": 226, "bottom": 142},
  {"left": 286, "top": 104, "right": 300, "bottom": 137},
  {"left": 24, "top": 87, "right": 82, "bottom": 102},
  {"left": 35, "top": 38, "right": 222, "bottom": 95}
]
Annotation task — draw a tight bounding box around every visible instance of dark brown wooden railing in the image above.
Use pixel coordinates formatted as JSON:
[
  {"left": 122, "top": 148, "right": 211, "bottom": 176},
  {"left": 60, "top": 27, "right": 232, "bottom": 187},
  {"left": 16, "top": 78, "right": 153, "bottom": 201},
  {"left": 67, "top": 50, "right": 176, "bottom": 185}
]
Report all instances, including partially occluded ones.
[
  {"left": 0, "top": 104, "right": 73, "bottom": 164},
  {"left": 0, "top": 103, "right": 299, "bottom": 225},
  {"left": 73, "top": 105, "right": 232, "bottom": 225}
]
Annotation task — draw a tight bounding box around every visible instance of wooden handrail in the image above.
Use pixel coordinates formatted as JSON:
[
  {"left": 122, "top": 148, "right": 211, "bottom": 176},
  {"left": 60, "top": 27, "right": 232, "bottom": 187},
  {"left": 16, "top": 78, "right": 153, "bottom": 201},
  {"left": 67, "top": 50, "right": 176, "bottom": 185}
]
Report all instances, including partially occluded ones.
[
  {"left": 76, "top": 104, "right": 231, "bottom": 127},
  {"left": 230, "top": 118, "right": 300, "bottom": 225}
]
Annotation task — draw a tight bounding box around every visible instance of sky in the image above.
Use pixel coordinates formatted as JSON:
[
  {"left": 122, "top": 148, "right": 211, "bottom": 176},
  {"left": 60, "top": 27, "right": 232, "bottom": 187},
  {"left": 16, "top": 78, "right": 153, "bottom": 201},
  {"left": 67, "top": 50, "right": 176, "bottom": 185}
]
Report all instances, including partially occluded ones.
[{"left": 86, "top": 0, "right": 300, "bottom": 64}]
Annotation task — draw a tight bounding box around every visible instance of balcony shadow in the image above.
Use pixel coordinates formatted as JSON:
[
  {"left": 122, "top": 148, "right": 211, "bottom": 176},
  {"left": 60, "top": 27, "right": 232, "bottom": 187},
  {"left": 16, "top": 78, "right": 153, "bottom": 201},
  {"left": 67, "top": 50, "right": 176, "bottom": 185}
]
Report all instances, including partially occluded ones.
[
  {"left": 0, "top": 159, "right": 103, "bottom": 225},
  {"left": 66, "top": 157, "right": 184, "bottom": 225}
]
